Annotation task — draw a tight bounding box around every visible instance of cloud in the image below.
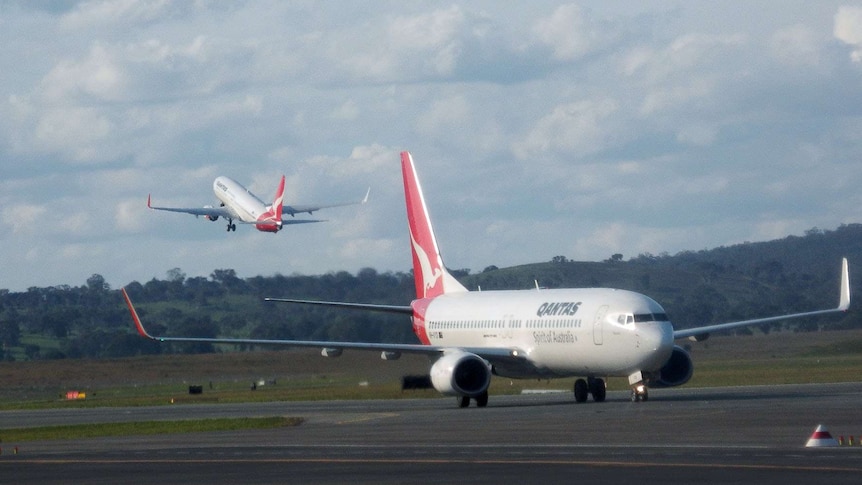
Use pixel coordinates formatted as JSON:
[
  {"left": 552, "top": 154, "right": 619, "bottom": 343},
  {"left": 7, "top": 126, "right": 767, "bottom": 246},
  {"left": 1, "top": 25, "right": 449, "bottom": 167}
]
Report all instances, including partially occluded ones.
[
  {"left": 770, "top": 24, "right": 821, "bottom": 67},
  {"left": 1, "top": 2, "right": 861, "bottom": 291},
  {"left": 834, "top": 5, "right": 862, "bottom": 62},
  {"left": 41, "top": 43, "right": 126, "bottom": 103},
  {"left": 533, "top": 4, "right": 608, "bottom": 62},
  {"left": 512, "top": 98, "right": 619, "bottom": 160},
  {"left": 60, "top": 0, "right": 177, "bottom": 30},
  {"left": 3, "top": 204, "right": 48, "bottom": 234}
]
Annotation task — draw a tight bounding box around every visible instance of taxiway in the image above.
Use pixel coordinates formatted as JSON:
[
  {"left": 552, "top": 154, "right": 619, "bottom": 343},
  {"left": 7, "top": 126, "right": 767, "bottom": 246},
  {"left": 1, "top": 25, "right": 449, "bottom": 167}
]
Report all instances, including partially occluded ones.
[{"left": 2, "top": 383, "right": 861, "bottom": 484}]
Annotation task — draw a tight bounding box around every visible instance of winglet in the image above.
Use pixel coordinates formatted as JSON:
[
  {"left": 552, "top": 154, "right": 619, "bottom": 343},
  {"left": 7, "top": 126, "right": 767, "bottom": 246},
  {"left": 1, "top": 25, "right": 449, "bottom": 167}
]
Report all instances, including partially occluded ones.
[
  {"left": 362, "top": 187, "right": 371, "bottom": 204},
  {"left": 147, "top": 194, "right": 152, "bottom": 209},
  {"left": 838, "top": 257, "right": 851, "bottom": 311},
  {"left": 121, "top": 288, "right": 156, "bottom": 340}
]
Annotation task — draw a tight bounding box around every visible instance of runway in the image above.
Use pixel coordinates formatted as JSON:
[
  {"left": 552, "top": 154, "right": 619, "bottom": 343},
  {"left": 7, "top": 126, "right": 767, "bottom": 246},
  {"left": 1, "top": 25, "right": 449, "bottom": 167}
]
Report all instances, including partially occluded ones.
[{"left": 2, "top": 382, "right": 862, "bottom": 484}]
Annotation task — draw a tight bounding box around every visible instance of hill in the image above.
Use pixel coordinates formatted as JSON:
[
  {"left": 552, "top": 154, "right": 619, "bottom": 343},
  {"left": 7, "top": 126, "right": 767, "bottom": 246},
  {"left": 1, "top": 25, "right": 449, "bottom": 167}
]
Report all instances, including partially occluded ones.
[{"left": 1, "top": 224, "right": 860, "bottom": 362}]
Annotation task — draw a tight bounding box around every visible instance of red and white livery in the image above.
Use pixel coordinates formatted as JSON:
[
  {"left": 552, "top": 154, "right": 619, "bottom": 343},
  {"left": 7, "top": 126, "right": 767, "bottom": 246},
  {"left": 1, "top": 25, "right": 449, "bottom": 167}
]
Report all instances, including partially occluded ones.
[{"left": 147, "top": 175, "right": 368, "bottom": 233}]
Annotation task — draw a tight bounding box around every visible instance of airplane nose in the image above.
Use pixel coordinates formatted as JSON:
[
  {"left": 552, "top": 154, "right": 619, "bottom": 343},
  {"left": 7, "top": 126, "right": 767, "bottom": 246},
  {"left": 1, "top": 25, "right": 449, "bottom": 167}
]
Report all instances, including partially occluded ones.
[{"left": 639, "top": 321, "right": 674, "bottom": 367}]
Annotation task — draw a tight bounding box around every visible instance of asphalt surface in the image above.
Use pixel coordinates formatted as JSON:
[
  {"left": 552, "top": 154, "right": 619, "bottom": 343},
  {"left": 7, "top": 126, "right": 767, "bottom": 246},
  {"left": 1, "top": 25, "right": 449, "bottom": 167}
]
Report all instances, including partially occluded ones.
[{"left": 2, "top": 382, "right": 862, "bottom": 484}]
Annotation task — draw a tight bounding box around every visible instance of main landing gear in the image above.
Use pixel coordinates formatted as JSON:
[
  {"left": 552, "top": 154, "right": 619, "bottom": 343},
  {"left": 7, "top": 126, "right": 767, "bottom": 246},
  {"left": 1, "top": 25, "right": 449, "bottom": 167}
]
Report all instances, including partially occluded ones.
[
  {"left": 573, "top": 377, "right": 606, "bottom": 403},
  {"left": 457, "top": 391, "right": 489, "bottom": 408}
]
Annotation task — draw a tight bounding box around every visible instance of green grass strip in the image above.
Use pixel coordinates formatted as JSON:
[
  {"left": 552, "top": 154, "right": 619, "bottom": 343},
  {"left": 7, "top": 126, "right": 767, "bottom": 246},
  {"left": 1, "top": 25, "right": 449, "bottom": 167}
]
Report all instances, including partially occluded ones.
[{"left": 0, "top": 416, "right": 303, "bottom": 442}]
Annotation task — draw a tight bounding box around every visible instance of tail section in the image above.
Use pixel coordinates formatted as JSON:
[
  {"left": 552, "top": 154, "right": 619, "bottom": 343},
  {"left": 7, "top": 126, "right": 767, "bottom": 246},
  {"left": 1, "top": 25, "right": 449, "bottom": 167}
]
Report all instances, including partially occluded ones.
[
  {"left": 272, "top": 175, "right": 285, "bottom": 222},
  {"left": 401, "top": 151, "right": 468, "bottom": 299},
  {"left": 256, "top": 175, "right": 286, "bottom": 232}
]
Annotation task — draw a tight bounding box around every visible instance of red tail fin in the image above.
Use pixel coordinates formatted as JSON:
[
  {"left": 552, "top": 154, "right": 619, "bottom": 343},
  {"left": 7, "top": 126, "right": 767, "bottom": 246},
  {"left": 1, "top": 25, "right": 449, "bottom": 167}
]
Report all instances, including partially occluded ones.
[
  {"left": 256, "top": 175, "right": 285, "bottom": 232},
  {"left": 401, "top": 151, "right": 467, "bottom": 299},
  {"left": 272, "top": 175, "right": 285, "bottom": 222}
]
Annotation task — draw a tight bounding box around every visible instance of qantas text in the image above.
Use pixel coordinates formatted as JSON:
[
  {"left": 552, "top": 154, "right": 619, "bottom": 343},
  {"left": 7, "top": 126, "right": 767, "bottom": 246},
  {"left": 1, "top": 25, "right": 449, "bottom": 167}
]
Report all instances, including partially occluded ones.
[{"left": 536, "top": 301, "right": 582, "bottom": 317}]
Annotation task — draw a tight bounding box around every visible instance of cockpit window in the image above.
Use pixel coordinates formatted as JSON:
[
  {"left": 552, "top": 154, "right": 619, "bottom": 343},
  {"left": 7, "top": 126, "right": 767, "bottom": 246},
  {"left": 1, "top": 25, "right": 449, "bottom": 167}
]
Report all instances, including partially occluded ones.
[{"left": 633, "top": 313, "right": 670, "bottom": 323}]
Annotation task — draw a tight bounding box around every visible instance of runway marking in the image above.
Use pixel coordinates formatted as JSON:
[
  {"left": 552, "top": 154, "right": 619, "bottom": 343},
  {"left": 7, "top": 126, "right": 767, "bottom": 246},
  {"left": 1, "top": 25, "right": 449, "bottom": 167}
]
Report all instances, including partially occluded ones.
[
  {"left": 334, "top": 412, "right": 399, "bottom": 425},
  {"left": 4, "top": 457, "right": 862, "bottom": 473}
]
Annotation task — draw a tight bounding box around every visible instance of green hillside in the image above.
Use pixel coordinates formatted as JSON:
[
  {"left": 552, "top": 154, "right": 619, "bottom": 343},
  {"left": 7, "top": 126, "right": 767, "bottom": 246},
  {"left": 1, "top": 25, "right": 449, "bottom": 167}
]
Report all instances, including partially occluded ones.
[{"left": 1, "top": 224, "right": 860, "bottom": 362}]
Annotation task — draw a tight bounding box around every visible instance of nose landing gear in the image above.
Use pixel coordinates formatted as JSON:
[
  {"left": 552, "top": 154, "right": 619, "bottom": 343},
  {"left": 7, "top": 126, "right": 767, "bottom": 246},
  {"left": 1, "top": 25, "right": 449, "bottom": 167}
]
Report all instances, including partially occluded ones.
[{"left": 630, "top": 383, "right": 649, "bottom": 402}]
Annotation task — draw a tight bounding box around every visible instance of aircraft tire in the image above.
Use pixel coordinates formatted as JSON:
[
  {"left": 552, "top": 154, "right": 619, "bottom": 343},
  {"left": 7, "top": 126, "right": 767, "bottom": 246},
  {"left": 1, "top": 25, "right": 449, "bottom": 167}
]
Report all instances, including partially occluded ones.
[
  {"left": 589, "top": 378, "right": 606, "bottom": 402},
  {"left": 574, "top": 379, "right": 589, "bottom": 403},
  {"left": 475, "top": 391, "right": 489, "bottom": 408},
  {"left": 457, "top": 396, "right": 470, "bottom": 408}
]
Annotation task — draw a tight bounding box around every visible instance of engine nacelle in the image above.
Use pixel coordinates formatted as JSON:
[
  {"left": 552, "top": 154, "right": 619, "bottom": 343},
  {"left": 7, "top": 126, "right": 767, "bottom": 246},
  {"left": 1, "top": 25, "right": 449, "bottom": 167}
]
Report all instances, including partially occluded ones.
[
  {"left": 203, "top": 206, "right": 219, "bottom": 222},
  {"left": 645, "top": 345, "right": 694, "bottom": 388},
  {"left": 429, "top": 351, "right": 491, "bottom": 398}
]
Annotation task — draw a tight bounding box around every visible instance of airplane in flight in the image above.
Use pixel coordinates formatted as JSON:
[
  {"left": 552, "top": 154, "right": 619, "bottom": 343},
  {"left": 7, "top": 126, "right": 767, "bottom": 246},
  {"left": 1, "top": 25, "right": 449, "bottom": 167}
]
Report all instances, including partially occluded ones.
[
  {"left": 147, "top": 175, "right": 369, "bottom": 233},
  {"left": 123, "top": 151, "right": 851, "bottom": 407}
]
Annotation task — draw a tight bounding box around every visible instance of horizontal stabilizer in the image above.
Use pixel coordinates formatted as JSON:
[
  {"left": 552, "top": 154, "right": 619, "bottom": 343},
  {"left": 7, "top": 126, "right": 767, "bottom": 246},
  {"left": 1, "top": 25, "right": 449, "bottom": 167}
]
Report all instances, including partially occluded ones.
[{"left": 264, "top": 297, "right": 413, "bottom": 314}]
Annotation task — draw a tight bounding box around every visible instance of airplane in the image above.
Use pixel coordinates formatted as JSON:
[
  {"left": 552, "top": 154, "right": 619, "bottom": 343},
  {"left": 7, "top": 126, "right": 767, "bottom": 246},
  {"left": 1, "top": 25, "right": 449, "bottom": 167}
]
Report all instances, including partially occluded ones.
[
  {"left": 147, "top": 175, "right": 370, "bottom": 233},
  {"left": 122, "top": 151, "right": 851, "bottom": 407}
]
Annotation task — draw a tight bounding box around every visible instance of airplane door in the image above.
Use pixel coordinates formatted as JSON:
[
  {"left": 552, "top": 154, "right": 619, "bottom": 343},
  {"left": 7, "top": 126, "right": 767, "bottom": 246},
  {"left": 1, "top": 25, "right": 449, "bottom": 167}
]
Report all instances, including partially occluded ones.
[
  {"left": 504, "top": 315, "right": 514, "bottom": 339},
  {"left": 593, "top": 305, "right": 608, "bottom": 345}
]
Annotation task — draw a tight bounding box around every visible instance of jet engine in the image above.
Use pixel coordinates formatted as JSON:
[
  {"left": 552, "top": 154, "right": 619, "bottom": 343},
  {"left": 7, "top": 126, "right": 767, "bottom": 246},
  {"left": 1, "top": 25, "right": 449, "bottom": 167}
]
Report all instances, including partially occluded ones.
[
  {"left": 429, "top": 351, "right": 491, "bottom": 398},
  {"left": 203, "top": 206, "right": 219, "bottom": 222},
  {"left": 645, "top": 345, "right": 693, "bottom": 388}
]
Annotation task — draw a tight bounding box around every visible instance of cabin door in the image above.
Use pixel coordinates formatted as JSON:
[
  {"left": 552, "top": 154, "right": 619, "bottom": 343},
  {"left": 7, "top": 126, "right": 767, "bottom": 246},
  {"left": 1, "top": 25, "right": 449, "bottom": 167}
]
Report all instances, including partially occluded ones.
[{"left": 593, "top": 305, "right": 608, "bottom": 345}]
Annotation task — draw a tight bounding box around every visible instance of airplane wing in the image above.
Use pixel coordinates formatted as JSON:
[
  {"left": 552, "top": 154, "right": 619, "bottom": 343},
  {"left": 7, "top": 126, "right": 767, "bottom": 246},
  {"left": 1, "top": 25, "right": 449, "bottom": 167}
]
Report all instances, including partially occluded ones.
[
  {"left": 147, "top": 195, "right": 235, "bottom": 219},
  {"left": 283, "top": 188, "right": 370, "bottom": 216},
  {"left": 121, "top": 288, "right": 525, "bottom": 368},
  {"left": 673, "top": 258, "right": 851, "bottom": 341}
]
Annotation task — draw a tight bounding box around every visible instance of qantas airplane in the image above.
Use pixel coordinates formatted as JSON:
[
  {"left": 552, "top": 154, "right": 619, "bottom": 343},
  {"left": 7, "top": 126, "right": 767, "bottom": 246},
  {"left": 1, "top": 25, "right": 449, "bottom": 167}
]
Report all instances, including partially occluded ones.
[
  {"left": 123, "top": 151, "right": 851, "bottom": 407},
  {"left": 147, "top": 175, "right": 369, "bottom": 233}
]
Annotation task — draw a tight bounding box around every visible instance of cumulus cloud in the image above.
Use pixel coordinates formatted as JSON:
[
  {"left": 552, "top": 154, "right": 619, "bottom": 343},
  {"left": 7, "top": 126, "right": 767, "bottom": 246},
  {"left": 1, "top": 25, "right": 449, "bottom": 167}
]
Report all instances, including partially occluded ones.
[
  {"left": 41, "top": 44, "right": 127, "bottom": 103},
  {"left": 533, "top": 4, "right": 606, "bottom": 62},
  {"left": 834, "top": 5, "right": 862, "bottom": 62},
  {"left": 512, "top": 98, "right": 619, "bottom": 160},
  {"left": 769, "top": 24, "right": 821, "bottom": 67},
  {"left": 1, "top": 2, "right": 861, "bottom": 290},
  {"left": 60, "top": 0, "right": 177, "bottom": 30},
  {"left": 3, "top": 204, "right": 48, "bottom": 234}
]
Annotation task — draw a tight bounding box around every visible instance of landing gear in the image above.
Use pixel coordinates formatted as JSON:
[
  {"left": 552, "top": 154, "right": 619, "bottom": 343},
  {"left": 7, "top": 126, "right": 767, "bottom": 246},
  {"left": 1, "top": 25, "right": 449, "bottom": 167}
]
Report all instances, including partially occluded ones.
[
  {"left": 588, "top": 377, "right": 606, "bottom": 402},
  {"left": 226, "top": 219, "right": 237, "bottom": 232},
  {"left": 456, "top": 391, "right": 489, "bottom": 408},
  {"left": 573, "top": 377, "right": 606, "bottom": 403},
  {"left": 630, "top": 384, "right": 649, "bottom": 402},
  {"left": 475, "top": 391, "right": 489, "bottom": 408},
  {"left": 574, "top": 379, "right": 588, "bottom": 402}
]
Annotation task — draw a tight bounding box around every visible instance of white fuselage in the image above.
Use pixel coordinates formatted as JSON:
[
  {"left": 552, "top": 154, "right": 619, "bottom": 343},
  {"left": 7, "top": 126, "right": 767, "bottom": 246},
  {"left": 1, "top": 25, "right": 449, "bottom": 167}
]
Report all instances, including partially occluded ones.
[
  {"left": 212, "top": 176, "right": 268, "bottom": 222},
  {"left": 416, "top": 288, "right": 675, "bottom": 379}
]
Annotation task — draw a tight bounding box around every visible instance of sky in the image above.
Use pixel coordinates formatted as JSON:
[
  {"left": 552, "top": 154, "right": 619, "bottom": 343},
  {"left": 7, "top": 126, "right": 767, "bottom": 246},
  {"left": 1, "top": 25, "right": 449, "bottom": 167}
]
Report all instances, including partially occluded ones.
[{"left": 1, "top": 1, "right": 862, "bottom": 292}]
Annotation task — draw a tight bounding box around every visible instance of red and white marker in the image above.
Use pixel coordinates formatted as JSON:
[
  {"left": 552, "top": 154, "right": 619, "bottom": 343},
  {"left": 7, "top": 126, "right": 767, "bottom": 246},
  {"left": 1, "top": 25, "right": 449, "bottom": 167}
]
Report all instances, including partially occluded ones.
[{"left": 805, "top": 424, "right": 840, "bottom": 447}]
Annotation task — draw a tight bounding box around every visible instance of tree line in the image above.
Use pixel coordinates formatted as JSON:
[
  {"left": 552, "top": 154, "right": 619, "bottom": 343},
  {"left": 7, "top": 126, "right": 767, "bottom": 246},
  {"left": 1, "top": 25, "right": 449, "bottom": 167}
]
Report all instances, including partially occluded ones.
[{"left": 2, "top": 224, "right": 861, "bottom": 362}]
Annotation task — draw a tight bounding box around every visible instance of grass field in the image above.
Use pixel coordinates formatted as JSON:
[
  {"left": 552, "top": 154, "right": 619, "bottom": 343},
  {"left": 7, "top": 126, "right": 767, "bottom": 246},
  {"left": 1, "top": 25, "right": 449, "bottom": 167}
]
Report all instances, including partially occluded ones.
[{"left": 1, "top": 329, "right": 861, "bottom": 410}]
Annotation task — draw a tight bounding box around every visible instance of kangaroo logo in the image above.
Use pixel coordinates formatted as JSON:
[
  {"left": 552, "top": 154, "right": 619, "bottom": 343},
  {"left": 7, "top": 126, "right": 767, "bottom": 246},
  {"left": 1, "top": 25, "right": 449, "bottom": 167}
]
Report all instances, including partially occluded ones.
[{"left": 411, "top": 232, "right": 442, "bottom": 298}]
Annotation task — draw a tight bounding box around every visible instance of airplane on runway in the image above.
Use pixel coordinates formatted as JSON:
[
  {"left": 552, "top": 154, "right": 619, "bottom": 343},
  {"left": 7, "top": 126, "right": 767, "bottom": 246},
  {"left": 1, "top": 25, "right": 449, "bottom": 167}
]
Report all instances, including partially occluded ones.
[
  {"left": 123, "top": 151, "right": 851, "bottom": 407},
  {"left": 147, "top": 175, "right": 369, "bottom": 233}
]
